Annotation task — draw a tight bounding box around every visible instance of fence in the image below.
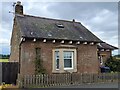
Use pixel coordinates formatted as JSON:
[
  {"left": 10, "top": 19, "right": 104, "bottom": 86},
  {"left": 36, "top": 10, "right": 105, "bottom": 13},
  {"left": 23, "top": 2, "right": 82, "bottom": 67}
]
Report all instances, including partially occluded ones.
[
  {"left": 18, "top": 73, "right": 119, "bottom": 88},
  {"left": 0, "top": 62, "right": 19, "bottom": 84}
]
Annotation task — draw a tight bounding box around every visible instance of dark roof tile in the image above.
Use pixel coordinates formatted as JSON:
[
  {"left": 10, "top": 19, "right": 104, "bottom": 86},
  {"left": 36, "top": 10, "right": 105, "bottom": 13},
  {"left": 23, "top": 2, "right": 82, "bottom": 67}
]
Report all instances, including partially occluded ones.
[
  {"left": 97, "top": 43, "right": 118, "bottom": 50},
  {"left": 16, "top": 15, "right": 103, "bottom": 42}
]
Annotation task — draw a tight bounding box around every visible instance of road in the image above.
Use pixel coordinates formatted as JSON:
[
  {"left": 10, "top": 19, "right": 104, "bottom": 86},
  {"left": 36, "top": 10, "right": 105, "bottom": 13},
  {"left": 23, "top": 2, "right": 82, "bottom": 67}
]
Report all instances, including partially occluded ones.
[{"left": 51, "top": 82, "right": 119, "bottom": 88}]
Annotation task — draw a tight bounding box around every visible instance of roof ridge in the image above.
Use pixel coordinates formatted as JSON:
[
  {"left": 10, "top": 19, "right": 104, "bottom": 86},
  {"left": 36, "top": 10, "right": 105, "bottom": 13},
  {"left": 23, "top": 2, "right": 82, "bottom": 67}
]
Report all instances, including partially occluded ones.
[{"left": 22, "top": 14, "right": 81, "bottom": 24}]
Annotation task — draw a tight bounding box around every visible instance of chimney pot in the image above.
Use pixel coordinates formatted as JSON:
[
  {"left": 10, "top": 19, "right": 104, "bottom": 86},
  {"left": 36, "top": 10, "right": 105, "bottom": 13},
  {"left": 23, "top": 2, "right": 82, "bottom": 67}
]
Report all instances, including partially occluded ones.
[
  {"left": 17, "top": 1, "right": 21, "bottom": 5},
  {"left": 15, "top": 1, "right": 23, "bottom": 15},
  {"left": 73, "top": 19, "right": 75, "bottom": 22}
]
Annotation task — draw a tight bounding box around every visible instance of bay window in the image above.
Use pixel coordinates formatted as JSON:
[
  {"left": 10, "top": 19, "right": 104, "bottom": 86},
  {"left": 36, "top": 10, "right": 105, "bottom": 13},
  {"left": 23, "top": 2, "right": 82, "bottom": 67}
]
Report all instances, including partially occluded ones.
[{"left": 53, "top": 48, "right": 77, "bottom": 73}]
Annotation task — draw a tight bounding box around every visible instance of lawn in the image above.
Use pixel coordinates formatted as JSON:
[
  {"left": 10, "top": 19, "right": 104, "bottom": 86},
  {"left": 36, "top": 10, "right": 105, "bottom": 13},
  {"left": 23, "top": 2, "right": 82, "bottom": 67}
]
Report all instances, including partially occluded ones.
[{"left": 0, "top": 59, "right": 9, "bottom": 62}]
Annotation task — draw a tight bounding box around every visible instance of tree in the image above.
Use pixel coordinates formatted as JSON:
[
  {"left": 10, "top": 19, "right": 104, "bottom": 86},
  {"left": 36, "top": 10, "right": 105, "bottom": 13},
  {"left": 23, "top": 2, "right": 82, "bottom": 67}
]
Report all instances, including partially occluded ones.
[
  {"left": 0, "top": 54, "right": 10, "bottom": 59},
  {"left": 105, "top": 56, "right": 120, "bottom": 72}
]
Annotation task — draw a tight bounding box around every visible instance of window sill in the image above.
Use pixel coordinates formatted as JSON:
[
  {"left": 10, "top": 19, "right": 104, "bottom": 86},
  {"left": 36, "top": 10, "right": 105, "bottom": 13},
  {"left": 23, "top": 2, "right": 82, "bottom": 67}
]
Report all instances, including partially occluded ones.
[
  {"left": 64, "top": 68, "right": 73, "bottom": 70},
  {"left": 52, "top": 68, "right": 77, "bottom": 73}
]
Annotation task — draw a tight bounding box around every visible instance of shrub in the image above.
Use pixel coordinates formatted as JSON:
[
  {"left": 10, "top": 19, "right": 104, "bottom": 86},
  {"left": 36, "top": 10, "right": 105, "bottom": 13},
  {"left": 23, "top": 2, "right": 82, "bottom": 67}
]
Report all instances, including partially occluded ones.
[{"left": 105, "top": 56, "right": 120, "bottom": 72}]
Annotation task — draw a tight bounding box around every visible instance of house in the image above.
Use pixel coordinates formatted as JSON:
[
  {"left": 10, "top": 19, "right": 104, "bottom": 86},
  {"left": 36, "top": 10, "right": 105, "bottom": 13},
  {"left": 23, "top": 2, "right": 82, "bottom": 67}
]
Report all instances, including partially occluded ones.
[
  {"left": 97, "top": 42, "right": 118, "bottom": 66},
  {"left": 9, "top": 1, "right": 117, "bottom": 75}
]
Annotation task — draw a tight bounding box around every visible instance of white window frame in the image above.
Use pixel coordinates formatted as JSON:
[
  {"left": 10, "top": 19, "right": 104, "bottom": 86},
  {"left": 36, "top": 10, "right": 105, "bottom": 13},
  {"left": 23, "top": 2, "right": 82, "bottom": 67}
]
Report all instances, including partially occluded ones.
[
  {"left": 63, "top": 51, "right": 74, "bottom": 70},
  {"left": 55, "top": 51, "right": 60, "bottom": 70}
]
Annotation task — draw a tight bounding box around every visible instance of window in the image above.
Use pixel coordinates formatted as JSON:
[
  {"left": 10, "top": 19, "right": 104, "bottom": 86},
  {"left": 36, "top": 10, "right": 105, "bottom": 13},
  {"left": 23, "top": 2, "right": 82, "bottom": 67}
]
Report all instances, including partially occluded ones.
[
  {"left": 55, "top": 51, "right": 59, "bottom": 70},
  {"left": 98, "top": 56, "right": 103, "bottom": 65},
  {"left": 53, "top": 48, "right": 77, "bottom": 73},
  {"left": 63, "top": 51, "right": 73, "bottom": 69}
]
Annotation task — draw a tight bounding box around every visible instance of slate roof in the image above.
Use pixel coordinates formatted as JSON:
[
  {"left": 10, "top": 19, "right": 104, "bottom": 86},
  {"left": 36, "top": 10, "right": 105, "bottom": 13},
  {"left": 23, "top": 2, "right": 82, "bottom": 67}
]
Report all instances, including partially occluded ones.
[
  {"left": 16, "top": 14, "right": 103, "bottom": 42},
  {"left": 97, "top": 43, "right": 118, "bottom": 50}
]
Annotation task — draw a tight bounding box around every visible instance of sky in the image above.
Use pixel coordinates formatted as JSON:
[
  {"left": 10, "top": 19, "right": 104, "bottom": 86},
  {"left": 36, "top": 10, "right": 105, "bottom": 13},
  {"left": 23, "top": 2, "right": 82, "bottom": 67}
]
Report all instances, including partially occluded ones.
[{"left": 0, "top": 1, "right": 119, "bottom": 55}]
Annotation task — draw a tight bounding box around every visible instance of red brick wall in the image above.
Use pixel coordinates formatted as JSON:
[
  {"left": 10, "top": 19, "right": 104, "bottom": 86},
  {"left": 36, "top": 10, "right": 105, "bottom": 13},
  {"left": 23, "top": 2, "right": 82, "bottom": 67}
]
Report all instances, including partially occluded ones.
[
  {"left": 77, "top": 44, "right": 99, "bottom": 74},
  {"left": 20, "top": 40, "right": 99, "bottom": 75}
]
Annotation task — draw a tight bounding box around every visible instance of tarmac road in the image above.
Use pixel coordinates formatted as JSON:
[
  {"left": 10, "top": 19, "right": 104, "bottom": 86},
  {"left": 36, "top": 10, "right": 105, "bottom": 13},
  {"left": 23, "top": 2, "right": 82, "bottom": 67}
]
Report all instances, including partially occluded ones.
[{"left": 52, "top": 82, "right": 119, "bottom": 88}]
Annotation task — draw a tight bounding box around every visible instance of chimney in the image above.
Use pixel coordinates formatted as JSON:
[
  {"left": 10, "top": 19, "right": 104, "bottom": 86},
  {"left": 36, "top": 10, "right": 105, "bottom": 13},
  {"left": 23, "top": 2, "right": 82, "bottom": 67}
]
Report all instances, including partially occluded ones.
[
  {"left": 72, "top": 19, "right": 75, "bottom": 22},
  {"left": 15, "top": 1, "right": 23, "bottom": 15}
]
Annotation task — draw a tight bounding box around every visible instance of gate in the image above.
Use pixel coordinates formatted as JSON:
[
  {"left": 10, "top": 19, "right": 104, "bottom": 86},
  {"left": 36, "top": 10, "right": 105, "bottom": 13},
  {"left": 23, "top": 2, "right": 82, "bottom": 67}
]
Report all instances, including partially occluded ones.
[{"left": 0, "top": 62, "right": 19, "bottom": 84}]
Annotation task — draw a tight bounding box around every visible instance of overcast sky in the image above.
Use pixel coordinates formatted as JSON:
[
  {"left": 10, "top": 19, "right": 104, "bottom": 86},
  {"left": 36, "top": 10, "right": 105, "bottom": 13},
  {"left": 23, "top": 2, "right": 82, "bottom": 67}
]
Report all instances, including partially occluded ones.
[{"left": 0, "top": 1, "right": 119, "bottom": 55}]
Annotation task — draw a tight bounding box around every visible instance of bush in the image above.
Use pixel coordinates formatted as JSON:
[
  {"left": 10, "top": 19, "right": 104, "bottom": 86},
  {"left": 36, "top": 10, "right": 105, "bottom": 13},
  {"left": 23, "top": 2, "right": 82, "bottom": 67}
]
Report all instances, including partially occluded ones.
[{"left": 105, "top": 56, "right": 120, "bottom": 72}]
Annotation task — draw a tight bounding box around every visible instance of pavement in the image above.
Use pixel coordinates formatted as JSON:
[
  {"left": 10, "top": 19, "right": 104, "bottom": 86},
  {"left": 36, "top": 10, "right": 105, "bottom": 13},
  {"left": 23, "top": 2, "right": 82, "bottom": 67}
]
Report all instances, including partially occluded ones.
[{"left": 51, "top": 82, "right": 119, "bottom": 88}]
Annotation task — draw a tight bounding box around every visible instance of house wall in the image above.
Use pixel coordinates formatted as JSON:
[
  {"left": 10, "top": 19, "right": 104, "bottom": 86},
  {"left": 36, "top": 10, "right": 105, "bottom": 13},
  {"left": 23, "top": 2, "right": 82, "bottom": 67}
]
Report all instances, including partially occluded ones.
[
  {"left": 98, "top": 51, "right": 112, "bottom": 66},
  {"left": 9, "top": 18, "right": 20, "bottom": 62},
  {"left": 20, "top": 40, "right": 99, "bottom": 75}
]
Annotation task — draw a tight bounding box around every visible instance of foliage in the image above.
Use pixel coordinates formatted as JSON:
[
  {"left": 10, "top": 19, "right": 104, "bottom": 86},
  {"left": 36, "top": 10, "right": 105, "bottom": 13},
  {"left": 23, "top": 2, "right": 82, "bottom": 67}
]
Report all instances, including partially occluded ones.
[
  {"left": 0, "top": 83, "right": 17, "bottom": 89},
  {"left": 34, "top": 48, "right": 46, "bottom": 75},
  {"left": 113, "top": 54, "right": 120, "bottom": 60},
  {"left": 105, "top": 56, "right": 120, "bottom": 72},
  {"left": 114, "top": 54, "right": 120, "bottom": 58},
  {"left": 34, "top": 57, "right": 46, "bottom": 75},
  {"left": 0, "top": 54, "right": 10, "bottom": 59}
]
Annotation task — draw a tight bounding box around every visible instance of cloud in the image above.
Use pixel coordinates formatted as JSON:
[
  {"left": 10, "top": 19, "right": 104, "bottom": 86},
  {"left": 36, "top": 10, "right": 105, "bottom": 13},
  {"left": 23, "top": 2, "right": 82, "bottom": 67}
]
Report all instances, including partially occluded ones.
[
  {"left": 79, "top": 6, "right": 118, "bottom": 49},
  {"left": 1, "top": 2, "right": 13, "bottom": 24},
  {"left": 24, "top": 2, "right": 59, "bottom": 18},
  {"left": 0, "top": 39, "right": 9, "bottom": 44},
  {"left": 0, "top": 43, "right": 10, "bottom": 54},
  {"left": 0, "top": 22, "right": 12, "bottom": 44}
]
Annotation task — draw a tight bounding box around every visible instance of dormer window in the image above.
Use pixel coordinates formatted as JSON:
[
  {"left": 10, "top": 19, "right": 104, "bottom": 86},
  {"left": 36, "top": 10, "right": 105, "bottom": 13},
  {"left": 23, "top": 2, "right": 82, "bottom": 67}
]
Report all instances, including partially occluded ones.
[{"left": 56, "top": 24, "right": 64, "bottom": 28}]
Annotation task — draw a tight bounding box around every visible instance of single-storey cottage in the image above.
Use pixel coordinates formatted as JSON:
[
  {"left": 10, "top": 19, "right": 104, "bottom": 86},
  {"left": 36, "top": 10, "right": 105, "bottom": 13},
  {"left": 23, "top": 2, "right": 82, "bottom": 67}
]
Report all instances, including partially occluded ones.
[{"left": 9, "top": 1, "right": 117, "bottom": 75}]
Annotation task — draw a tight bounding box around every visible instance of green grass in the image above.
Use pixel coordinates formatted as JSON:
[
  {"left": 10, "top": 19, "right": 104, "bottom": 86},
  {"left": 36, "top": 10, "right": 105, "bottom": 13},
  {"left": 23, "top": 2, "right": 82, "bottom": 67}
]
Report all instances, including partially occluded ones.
[
  {"left": 116, "top": 57, "right": 120, "bottom": 60},
  {"left": 0, "top": 59, "right": 9, "bottom": 62}
]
